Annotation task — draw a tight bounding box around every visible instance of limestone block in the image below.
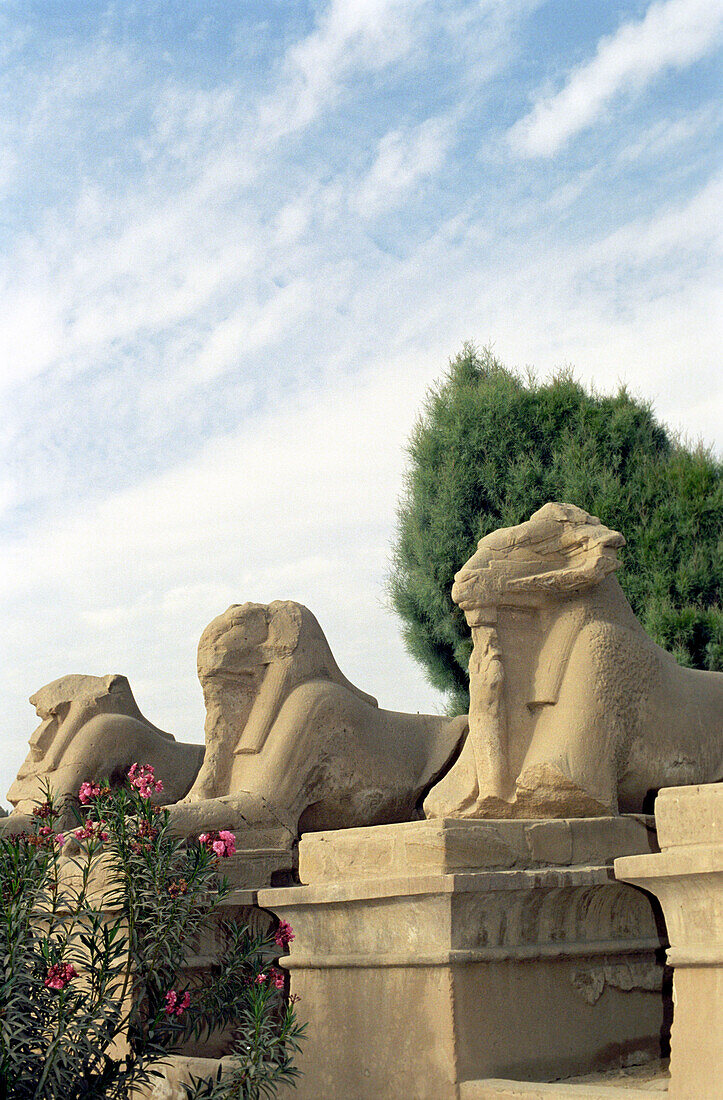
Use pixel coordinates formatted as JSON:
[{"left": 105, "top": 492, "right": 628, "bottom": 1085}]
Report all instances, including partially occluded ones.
[
  {"left": 615, "top": 783, "right": 723, "bottom": 1100},
  {"left": 130, "top": 1056, "right": 230, "bottom": 1099},
  {"left": 299, "top": 815, "right": 657, "bottom": 883},
  {"left": 460, "top": 1075, "right": 667, "bottom": 1098},
  {"left": 259, "top": 817, "right": 668, "bottom": 1100}
]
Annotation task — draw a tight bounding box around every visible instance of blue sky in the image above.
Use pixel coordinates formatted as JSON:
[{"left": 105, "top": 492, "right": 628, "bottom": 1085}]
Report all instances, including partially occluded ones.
[{"left": 1, "top": 0, "right": 721, "bottom": 804}]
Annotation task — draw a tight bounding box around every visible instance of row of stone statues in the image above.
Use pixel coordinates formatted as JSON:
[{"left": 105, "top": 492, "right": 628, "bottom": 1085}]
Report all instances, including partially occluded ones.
[{"left": 6, "top": 504, "right": 722, "bottom": 834}]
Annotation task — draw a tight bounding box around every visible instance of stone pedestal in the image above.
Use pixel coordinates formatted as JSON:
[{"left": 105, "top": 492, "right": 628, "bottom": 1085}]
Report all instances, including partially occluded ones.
[
  {"left": 615, "top": 783, "right": 722, "bottom": 1100},
  {"left": 258, "top": 816, "right": 667, "bottom": 1100}
]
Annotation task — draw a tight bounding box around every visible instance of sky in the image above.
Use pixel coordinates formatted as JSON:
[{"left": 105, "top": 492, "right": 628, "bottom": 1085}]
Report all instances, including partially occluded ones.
[{"left": 1, "top": 0, "right": 721, "bottom": 806}]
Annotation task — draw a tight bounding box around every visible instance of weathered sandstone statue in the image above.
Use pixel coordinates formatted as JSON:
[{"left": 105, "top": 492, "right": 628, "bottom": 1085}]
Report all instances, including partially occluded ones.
[
  {"left": 5, "top": 608, "right": 466, "bottom": 837},
  {"left": 172, "top": 601, "right": 466, "bottom": 834},
  {"left": 5, "top": 674, "right": 203, "bottom": 829},
  {"left": 425, "top": 502, "right": 723, "bottom": 820}
]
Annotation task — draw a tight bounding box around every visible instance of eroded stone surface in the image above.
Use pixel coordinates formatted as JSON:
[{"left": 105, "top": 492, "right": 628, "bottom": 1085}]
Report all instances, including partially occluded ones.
[
  {"left": 5, "top": 674, "right": 203, "bottom": 827},
  {"left": 615, "top": 783, "right": 723, "bottom": 1100},
  {"left": 175, "top": 600, "right": 466, "bottom": 834},
  {"left": 3, "top": 603, "right": 466, "bottom": 838},
  {"left": 259, "top": 816, "right": 668, "bottom": 1100},
  {"left": 425, "top": 503, "right": 723, "bottom": 821},
  {"left": 130, "top": 1056, "right": 234, "bottom": 1099}
]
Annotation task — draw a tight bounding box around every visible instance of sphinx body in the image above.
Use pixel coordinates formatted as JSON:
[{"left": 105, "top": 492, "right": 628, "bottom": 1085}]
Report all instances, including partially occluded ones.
[
  {"left": 5, "top": 674, "right": 204, "bottom": 830},
  {"left": 425, "top": 502, "right": 723, "bottom": 819},
  {"left": 174, "top": 601, "right": 466, "bottom": 834}
]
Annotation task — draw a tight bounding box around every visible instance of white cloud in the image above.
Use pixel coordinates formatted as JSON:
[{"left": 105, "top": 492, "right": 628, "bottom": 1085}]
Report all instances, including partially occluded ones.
[
  {"left": 179, "top": 279, "right": 315, "bottom": 388},
  {"left": 0, "top": 0, "right": 545, "bottom": 401},
  {"left": 616, "top": 103, "right": 721, "bottom": 163},
  {"left": 509, "top": 0, "right": 723, "bottom": 157},
  {"left": 0, "top": 286, "right": 65, "bottom": 385},
  {"left": 584, "top": 172, "right": 723, "bottom": 267},
  {"left": 275, "top": 200, "right": 312, "bottom": 246},
  {"left": 257, "top": 0, "right": 422, "bottom": 139},
  {"left": 351, "top": 115, "right": 456, "bottom": 217},
  {"left": 0, "top": 1, "right": 441, "bottom": 399}
]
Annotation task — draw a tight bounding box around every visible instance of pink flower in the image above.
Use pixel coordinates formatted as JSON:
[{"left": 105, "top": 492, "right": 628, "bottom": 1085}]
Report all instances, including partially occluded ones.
[
  {"left": 78, "top": 780, "right": 101, "bottom": 805},
  {"left": 165, "top": 989, "right": 190, "bottom": 1017},
  {"left": 274, "top": 920, "right": 295, "bottom": 950},
  {"left": 44, "top": 962, "right": 77, "bottom": 991},
  {"left": 218, "top": 830, "right": 236, "bottom": 856},
  {"left": 128, "top": 763, "right": 163, "bottom": 799},
  {"left": 27, "top": 821, "right": 63, "bottom": 851},
  {"left": 55, "top": 834, "right": 65, "bottom": 847},
  {"left": 73, "top": 820, "right": 108, "bottom": 843},
  {"left": 198, "top": 830, "right": 236, "bottom": 858},
  {"left": 255, "top": 973, "right": 267, "bottom": 984},
  {"left": 269, "top": 967, "right": 285, "bottom": 989}
]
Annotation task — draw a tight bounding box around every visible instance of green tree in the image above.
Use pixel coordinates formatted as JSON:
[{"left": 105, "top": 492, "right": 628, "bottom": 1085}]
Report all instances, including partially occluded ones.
[{"left": 389, "top": 344, "right": 722, "bottom": 713}]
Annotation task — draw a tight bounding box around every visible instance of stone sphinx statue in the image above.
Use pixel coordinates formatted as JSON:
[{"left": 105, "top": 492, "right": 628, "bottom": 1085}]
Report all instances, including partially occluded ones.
[
  {"left": 424, "top": 502, "right": 723, "bottom": 820},
  {"left": 5, "top": 605, "right": 466, "bottom": 837},
  {"left": 5, "top": 674, "right": 203, "bottom": 829},
  {"left": 172, "top": 601, "right": 466, "bottom": 835}
]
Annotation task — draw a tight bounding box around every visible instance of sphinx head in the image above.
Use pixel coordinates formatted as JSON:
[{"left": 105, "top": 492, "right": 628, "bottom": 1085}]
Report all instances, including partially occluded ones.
[
  {"left": 452, "top": 503, "right": 625, "bottom": 620},
  {"left": 8, "top": 674, "right": 139, "bottom": 810},
  {"left": 196, "top": 603, "right": 296, "bottom": 750},
  {"left": 197, "top": 601, "right": 378, "bottom": 758}
]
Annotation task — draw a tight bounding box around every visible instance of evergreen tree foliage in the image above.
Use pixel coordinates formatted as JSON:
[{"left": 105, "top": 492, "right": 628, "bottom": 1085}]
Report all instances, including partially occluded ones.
[{"left": 389, "top": 344, "right": 722, "bottom": 713}]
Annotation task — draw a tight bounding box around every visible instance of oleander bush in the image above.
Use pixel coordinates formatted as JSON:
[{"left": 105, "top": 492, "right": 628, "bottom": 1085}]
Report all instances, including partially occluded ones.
[{"left": 0, "top": 769, "right": 303, "bottom": 1100}]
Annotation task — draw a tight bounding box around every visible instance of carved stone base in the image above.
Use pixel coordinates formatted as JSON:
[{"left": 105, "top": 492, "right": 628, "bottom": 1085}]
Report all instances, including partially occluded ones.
[
  {"left": 615, "top": 783, "right": 722, "bottom": 1100},
  {"left": 459, "top": 1065, "right": 668, "bottom": 1097},
  {"left": 258, "top": 817, "right": 667, "bottom": 1100},
  {"left": 130, "top": 1056, "right": 231, "bottom": 1098}
]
